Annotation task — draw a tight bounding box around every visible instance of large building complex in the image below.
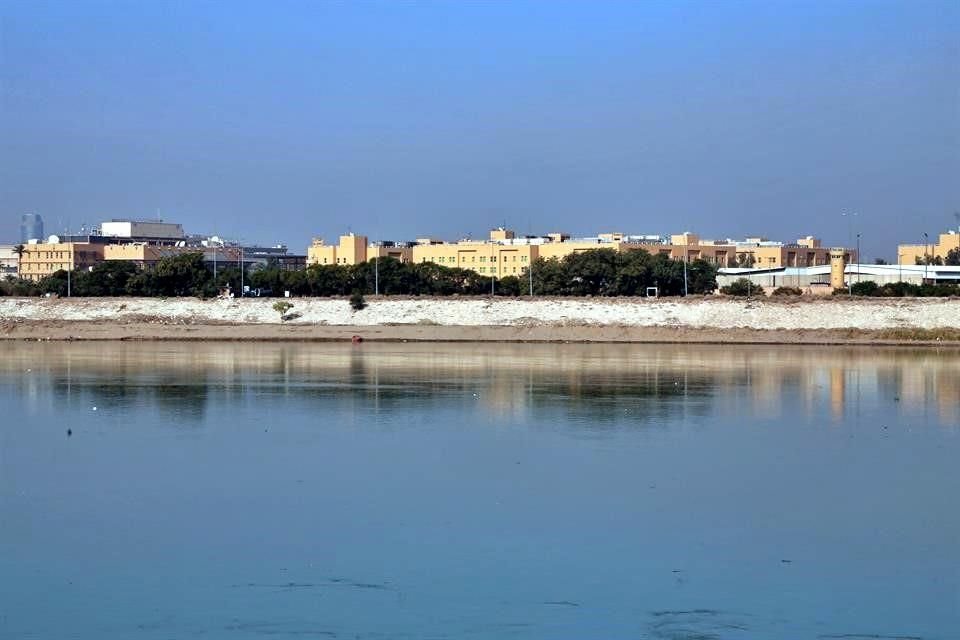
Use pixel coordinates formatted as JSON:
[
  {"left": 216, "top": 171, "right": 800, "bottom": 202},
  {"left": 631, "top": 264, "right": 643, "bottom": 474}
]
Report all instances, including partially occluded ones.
[{"left": 306, "top": 228, "right": 856, "bottom": 280}]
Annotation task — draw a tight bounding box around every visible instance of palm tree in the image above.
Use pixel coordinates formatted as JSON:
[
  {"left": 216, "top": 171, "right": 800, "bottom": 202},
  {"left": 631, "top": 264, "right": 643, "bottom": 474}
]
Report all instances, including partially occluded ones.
[{"left": 12, "top": 244, "right": 26, "bottom": 278}]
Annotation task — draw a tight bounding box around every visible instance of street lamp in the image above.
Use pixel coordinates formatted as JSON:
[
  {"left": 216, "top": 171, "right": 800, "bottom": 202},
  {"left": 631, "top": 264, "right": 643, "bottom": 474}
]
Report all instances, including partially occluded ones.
[
  {"left": 923, "top": 232, "right": 929, "bottom": 283},
  {"left": 856, "top": 233, "right": 861, "bottom": 283}
]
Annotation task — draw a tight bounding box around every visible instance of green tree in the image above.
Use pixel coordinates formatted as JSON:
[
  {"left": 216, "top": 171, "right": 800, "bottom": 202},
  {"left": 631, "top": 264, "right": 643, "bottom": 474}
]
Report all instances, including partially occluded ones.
[
  {"left": 685, "top": 259, "right": 719, "bottom": 294},
  {"left": 946, "top": 248, "right": 960, "bottom": 266},
  {"left": 152, "top": 252, "right": 213, "bottom": 297},
  {"left": 495, "top": 275, "right": 522, "bottom": 296}
]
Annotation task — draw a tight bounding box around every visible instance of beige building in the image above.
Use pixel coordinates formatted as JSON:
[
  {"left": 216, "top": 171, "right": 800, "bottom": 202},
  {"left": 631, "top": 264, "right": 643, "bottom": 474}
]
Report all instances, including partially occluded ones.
[
  {"left": 103, "top": 244, "right": 240, "bottom": 267},
  {"left": 898, "top": 231, "right": 960, "bottom": 265},
  {"left": 17, "top": 241, "right": 106, "bottom": 281},
  {"left": 307, "top": 234, "right": 414, "bottom": 267},
  {"left": 413, "top": 230, "right": 539, "bottom": 278},
  {"left": 731, "top": 236, "right": 853, "bottom": 268}
]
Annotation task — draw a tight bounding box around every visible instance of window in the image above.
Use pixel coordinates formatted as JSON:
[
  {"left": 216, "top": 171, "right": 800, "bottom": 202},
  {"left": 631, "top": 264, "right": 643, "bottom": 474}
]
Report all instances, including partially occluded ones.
[
  {"left": 479, "top": 267, "right": 485, "bottom": 273},
  {"left": 521, "top": 256, "right": 527, "bottom": 262},
  {"left": 480, "top": 256, "right": 486, "bottom": 262},
  {"left": 450, "top": 256, "right": 455, "bottom": 263}
]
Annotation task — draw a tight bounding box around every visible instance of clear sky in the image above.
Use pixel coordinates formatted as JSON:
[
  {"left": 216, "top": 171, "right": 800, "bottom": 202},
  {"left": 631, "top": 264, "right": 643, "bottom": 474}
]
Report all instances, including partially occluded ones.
[{"left": 1, "top": 0, "right": 957, "bottom": 259}]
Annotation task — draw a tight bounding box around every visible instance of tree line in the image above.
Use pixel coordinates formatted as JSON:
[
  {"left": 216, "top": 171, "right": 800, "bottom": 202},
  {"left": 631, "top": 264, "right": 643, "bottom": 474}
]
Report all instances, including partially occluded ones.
[{"left": 0, "top": 249, "right": 718, "bottom": 298}]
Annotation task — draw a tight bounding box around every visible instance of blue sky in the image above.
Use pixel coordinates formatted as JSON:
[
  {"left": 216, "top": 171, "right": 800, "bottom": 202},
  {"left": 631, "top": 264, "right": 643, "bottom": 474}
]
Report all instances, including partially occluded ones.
[{"left": 1, "top": 0, "right": 957, "bottom": 258}]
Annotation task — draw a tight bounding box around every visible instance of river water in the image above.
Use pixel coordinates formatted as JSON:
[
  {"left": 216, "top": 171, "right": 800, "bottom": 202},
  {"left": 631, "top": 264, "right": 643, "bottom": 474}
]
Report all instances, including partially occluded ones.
[{"left": 1, "top": 342, "right": 958, "bottom": 639}]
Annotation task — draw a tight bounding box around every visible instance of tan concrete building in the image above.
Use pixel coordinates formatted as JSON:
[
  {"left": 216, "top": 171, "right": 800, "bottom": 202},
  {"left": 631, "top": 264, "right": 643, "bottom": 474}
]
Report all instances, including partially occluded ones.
[
  {"left": 413, "top": 230, "right": 538, "bottom": 278},
  {"left": 732, "top": 236, "right": 852, "bottom": 268},
  {"left": 103, "top": 244, "right": 240, "bottom": 267},
  {"left": 897, "top": 231, "right": 960, "bottom": 265},
  {"left": 17, "top": 241, "right": 106, "bottom": 281},
  {"left": 307, "top": 234, "right": 414, "bottom": 267}
]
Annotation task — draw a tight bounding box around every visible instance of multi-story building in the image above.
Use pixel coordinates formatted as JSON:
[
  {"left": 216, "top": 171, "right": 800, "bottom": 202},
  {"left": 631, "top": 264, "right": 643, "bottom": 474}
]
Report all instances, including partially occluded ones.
[
  {"left": 412, "top": 229, "right": 541, "bottom": 278},
  {"left": 729, "top": 235, "right": 853, "bottom": 268},
  {"left": 103, "top": 244, "right": 241, "bottom": 268},
  {"left": 307, "top": 234, "right": 415, "bottom": 266},
  {"left": 898, "top": 230, "right": 960, "bottom": 265},
  {"left": 17, "top": 240, "right": 106, "bottom": 281},
  {"left": 20, "top": 214, "right": 44, "bottom": 243}
]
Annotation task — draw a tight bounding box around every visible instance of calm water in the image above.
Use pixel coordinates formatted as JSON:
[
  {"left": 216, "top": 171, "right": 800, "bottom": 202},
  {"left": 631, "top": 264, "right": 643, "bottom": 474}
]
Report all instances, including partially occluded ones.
[{"left": 1, "top": 342, "right": 958, "bottom": 640}]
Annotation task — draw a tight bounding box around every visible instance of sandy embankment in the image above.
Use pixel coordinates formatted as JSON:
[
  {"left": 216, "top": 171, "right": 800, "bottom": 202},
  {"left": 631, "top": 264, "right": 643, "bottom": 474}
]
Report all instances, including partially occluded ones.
[{"left": 1, "top": 297, "right": 959, "bottom": 344}]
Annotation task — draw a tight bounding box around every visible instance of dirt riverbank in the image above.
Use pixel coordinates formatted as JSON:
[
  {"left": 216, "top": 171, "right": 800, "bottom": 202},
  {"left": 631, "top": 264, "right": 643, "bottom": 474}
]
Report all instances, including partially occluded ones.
[{"left": 1, "top": 297, "right": 958, "bottom": 344}]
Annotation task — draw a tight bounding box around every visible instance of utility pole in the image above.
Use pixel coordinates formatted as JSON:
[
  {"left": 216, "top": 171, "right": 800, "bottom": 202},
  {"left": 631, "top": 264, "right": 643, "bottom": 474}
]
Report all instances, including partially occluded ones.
[
  {"left": 67, "top": 262, "right": 71, "bottom": 297},
  {"left": 374, "top": 253, "right": 379, "bottom": 296},
  {"left": 682, "top": 238, "right": 688, "bottom": 296},
  {"left": 923, "top": 232, "right": 929, "bottom": 283}
]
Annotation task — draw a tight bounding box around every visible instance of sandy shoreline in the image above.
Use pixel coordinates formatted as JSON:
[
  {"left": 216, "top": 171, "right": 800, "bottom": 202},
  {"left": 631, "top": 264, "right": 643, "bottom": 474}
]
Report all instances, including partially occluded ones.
[{"left": 2, "top": 297, "right": 959, "bottom": 345}]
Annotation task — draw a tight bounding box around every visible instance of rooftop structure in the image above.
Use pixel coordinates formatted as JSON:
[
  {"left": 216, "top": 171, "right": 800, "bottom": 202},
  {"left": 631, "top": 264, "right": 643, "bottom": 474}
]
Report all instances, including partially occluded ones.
[{"left": 100, "top": 219, "right": 185, "bottom": 240}]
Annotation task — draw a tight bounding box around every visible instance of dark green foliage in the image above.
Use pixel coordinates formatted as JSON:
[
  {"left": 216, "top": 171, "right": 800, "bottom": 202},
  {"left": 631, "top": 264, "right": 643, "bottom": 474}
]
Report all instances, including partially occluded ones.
[
  {"left": 495, "top": 275, "right": 522, "bottom": 296},
  {"left": 530, "top": 250, "right": 716, "bottom": 296},
  {"left": 946, "top": 248, "right": 960, "bottom": 266},
  {"left": 25, "top": 249, "right": 720, "bottom": 299},
  {"left": 720, "top": 278, "right": 755, "bottom": 296},
  {"left": 771, "top": 286, "right": 802, "bottom": 296},
  {"left": 0, "top": 277, "right": 40, "bottom": 297},
  {"left": 844, "top": 281, "right": 960, "bottom": 297},
  {"left": 349, "top": 290, "right": 366, "bottom": 310},
  {"left": 850, "top": 281, "right": 880, "bottom": 296}
]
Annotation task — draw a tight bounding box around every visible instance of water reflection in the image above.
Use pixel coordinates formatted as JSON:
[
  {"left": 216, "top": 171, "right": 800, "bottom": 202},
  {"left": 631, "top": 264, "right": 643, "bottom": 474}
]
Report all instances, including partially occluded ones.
[{"left": 1, "top": 342, "right": 957, "bottom": 428}]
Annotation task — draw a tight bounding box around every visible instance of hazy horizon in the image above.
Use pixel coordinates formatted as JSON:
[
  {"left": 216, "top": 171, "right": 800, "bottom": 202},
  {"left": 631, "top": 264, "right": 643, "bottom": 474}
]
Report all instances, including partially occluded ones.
[{"left": 1, "top": 1, "right": 958, "bottom": 259}]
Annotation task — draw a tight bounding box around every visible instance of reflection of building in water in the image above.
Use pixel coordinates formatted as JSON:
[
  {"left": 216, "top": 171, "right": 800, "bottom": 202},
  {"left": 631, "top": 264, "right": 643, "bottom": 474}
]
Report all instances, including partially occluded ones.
[
  {"left": 829, "top": 365, "right": 845, "bottom": 421},
  {"left": 2, "top": 343, "right": 957, "bottom": 430},
  {"left": 936, "top": 374, "right": 960, "bottom": 425}
]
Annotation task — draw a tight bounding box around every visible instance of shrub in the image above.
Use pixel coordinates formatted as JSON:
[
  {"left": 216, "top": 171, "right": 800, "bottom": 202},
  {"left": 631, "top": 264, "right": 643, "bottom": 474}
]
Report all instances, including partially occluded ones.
[
  {"left": 720, "top": 278, "right": 755, "bottom": 296},
  {"left": 771, "top": 286, "right": 802, "bottom": 296},
  {"left": 272, "top": 300, "right": 293, "bottom": 321},
  {"left": 850, "top": 281, "right": 880, "bottom": 296},
  {"left": 349, "top": 290, "right": 366, "bottom": 310}
]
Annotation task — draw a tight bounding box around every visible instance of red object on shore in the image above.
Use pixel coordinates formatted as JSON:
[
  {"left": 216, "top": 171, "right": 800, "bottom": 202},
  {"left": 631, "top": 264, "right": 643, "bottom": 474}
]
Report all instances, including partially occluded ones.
[{"left": 351, "top": 335, "right": 363, "bottom": 344}]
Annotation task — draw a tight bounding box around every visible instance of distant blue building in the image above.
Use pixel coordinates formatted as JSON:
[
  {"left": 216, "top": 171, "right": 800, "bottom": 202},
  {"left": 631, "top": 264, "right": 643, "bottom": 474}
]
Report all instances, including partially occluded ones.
[{"left": 20, "top": 213, "right": 44, "bottom": 243}]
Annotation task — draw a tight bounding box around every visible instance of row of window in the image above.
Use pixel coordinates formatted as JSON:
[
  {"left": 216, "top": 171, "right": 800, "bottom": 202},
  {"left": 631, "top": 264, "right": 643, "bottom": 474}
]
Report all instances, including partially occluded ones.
[{"left": 424, "top": 254, "right": 531, "bottom": 264}]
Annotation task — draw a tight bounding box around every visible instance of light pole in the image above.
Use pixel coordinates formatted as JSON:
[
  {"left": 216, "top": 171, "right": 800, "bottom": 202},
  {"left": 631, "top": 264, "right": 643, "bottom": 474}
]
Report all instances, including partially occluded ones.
[
  {"left": 682, "top": 239, "right": 688, "bottom": 296},
  {"left": 528, "top": 256, "right": 533, "bottom": 296},
  {"left": 923, "top": 232, "right": 929, "bottom": 283},
  {"left": 238, "top": 242, "right": 244, "bottom": 296},
  {"left": 374, "top": 252, "right": 379, "bottom": 296},
  {"left": 856, "top": 233, "right": 861, "bottom": 283}
]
